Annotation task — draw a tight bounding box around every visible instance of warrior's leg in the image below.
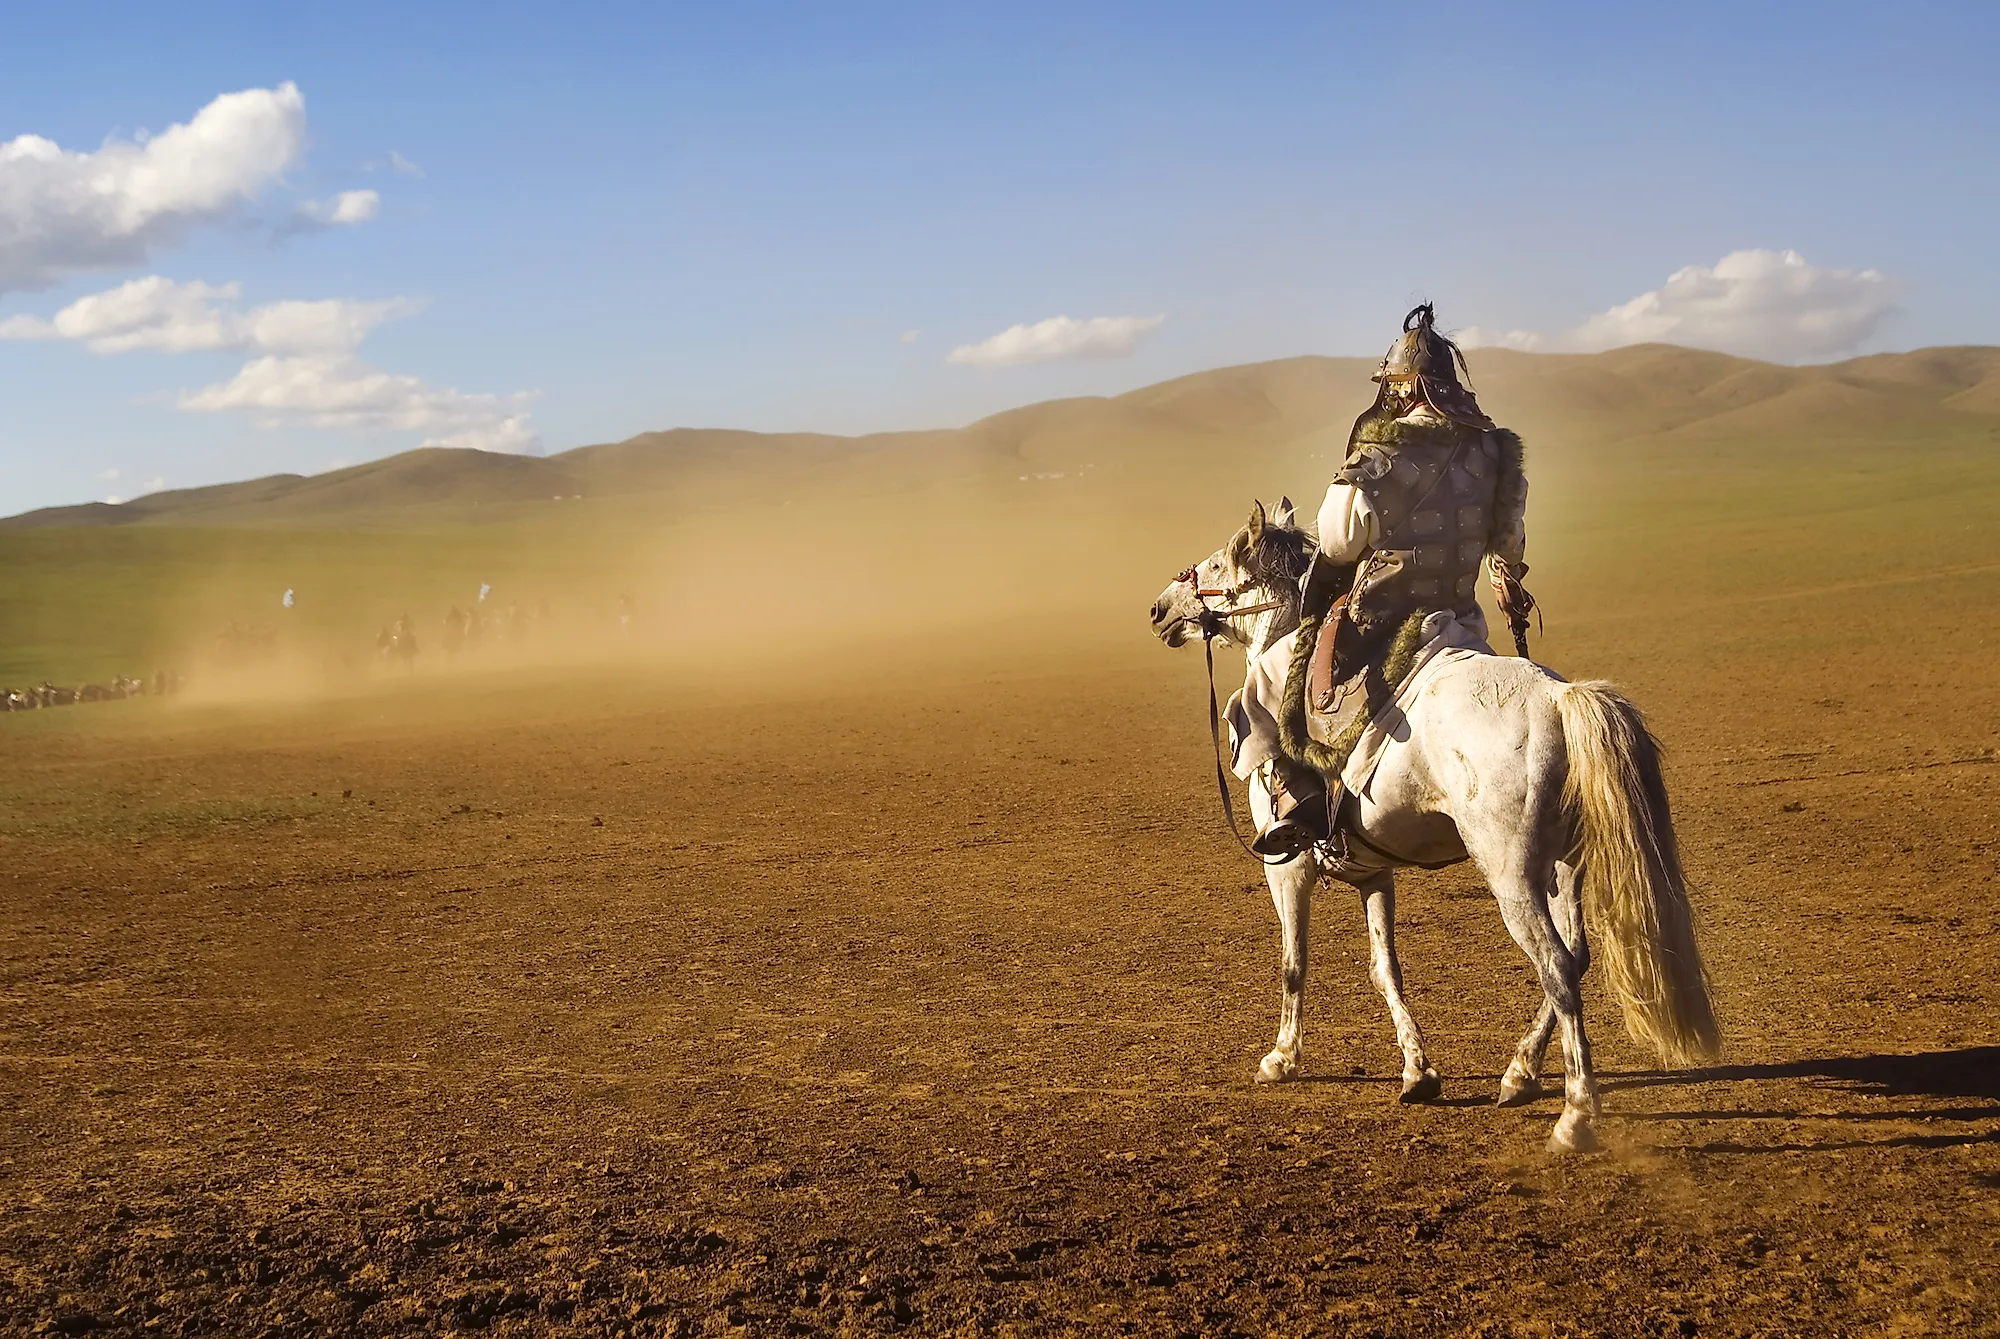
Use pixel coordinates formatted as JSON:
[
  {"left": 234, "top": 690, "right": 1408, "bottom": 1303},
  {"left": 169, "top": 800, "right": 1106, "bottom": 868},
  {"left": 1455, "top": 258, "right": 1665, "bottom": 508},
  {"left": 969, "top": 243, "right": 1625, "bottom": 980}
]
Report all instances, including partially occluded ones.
[
  {"left": 1358, "top": 872, "right": 1441, "bottom": 1103},
  {"left": 1250, "top": 756, "right": 1331, "bottom": 859},
  {"left": 1500, "top": 858, "right": 1588, "bottom": 1106}
]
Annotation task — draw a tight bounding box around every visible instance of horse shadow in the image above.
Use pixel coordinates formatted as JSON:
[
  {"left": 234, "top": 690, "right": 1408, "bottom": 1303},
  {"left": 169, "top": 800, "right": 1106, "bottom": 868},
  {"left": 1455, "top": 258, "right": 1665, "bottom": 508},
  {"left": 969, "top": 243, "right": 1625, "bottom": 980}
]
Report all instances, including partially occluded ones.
[
  {"left": 1294, "top": 1048, "right": 2000, "bottom": 1151},
  {"left": 1603, "top": 1046, "right": 2000, "bottom": 1101},
  {"left": 1597, "top": 1046, "right": 2000, "bottom": 1155}
]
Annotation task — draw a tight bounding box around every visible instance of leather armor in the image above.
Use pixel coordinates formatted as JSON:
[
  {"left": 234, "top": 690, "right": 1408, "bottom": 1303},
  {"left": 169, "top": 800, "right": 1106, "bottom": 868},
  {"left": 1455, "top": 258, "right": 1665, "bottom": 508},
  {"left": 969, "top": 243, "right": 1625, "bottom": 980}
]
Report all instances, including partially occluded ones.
[{"left": 1335, "top": 415, "right": 1502, "bottom": 629}]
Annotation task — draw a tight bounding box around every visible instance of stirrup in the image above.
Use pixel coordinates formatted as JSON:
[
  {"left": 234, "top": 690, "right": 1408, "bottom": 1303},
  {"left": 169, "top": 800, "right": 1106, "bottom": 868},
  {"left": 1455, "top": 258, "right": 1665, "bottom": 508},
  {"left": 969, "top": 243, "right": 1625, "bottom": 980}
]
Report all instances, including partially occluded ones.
[{"left": 1251, "top": 816, "right": 1319, "bottom": 859}]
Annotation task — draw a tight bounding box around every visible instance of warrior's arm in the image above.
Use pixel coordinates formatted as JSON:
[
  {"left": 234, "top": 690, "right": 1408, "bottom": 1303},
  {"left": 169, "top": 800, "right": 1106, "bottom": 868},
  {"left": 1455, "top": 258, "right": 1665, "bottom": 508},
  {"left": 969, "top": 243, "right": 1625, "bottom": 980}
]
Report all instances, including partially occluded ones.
[
  {"left": 1314, "top": 480, "right": 1379, "bottom": 564},
  {"left": 1485, "top": 431, "right": 1528, "bottom": 572},
  {"left": 1484, "top": 432, "right": 1535, "bottom": 645},
  {"left": 1300, "top": 481, "right": 1379, "bottom": 618}
]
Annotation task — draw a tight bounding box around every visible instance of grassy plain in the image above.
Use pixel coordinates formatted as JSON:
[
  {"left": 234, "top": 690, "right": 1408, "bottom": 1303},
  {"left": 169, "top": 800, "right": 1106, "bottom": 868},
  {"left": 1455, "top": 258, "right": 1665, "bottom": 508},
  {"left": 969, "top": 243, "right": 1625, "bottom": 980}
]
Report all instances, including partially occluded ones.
[{"left": 3, "top": 345, "right": 1999, "bottom": 1334}]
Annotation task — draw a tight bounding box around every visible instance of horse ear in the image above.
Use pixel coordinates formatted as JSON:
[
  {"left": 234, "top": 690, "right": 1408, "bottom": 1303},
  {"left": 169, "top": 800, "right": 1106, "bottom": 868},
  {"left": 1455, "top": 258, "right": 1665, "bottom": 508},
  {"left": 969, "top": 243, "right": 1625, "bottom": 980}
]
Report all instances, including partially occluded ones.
[
  {"left": 1247, "top": 499, "right": 1267, "bottom": 539},
  {"left": 1274, "top": 495, "right": 1295, "bottom": 528}
]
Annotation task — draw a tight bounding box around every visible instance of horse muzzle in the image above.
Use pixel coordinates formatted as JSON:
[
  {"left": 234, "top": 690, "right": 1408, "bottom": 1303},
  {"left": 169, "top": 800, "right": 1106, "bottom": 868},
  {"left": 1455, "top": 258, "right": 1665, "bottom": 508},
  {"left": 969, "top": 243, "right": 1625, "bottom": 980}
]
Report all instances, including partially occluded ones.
[{"left": 1150, "top": 593, "right": 1195, "bottom": 646}]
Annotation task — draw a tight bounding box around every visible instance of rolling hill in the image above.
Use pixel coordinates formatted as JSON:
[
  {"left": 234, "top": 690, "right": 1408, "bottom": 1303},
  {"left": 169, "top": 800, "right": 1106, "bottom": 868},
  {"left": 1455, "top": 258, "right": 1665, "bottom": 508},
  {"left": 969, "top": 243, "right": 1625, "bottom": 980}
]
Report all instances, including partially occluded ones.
[
  {"left": 5, "top": 340, "right": 2000, "bottom": 689},
  {"left": 8, "top": 343, "right": 1999, "bottom": 531}
]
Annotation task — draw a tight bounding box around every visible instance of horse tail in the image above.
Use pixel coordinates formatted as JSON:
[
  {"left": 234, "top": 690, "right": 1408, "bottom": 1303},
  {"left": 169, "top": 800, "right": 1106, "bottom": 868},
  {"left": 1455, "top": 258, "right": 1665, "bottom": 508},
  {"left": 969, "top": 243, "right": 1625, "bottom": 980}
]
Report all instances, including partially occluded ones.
[{"left": 1554, "top": 680, "right": 1721, "bottom": 1067}]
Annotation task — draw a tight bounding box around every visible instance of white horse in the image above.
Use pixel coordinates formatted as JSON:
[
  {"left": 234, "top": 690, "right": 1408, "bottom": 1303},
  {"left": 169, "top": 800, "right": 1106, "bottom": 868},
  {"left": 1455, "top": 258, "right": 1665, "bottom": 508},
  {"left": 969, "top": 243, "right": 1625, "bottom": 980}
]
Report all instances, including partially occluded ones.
[{"left": 1149, "top": 499, "right": 1719, "bottom": 1154}]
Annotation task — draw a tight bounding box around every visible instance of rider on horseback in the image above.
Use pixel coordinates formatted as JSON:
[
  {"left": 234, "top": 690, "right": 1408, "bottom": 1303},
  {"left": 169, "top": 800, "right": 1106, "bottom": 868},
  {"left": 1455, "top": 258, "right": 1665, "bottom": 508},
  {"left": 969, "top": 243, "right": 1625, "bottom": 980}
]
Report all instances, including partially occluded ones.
[{"left": 1245, "top": 303, "right": 1535, "bottom": 858}]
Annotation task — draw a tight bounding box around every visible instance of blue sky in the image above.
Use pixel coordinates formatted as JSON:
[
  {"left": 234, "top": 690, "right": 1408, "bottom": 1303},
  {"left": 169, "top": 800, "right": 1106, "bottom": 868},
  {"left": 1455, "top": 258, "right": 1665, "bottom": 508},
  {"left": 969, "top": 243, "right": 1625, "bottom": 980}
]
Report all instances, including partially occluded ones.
[{"left": 2, "top": 1, "right": 1996, "bottom": 514}]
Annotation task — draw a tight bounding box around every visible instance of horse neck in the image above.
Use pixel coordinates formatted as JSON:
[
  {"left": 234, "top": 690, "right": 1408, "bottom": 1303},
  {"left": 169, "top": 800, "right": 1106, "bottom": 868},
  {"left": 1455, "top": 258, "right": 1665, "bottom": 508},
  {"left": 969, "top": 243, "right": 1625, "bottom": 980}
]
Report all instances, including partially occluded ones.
[{"left": 1240, "top": 592, "right": 1300, "bottom": 660}]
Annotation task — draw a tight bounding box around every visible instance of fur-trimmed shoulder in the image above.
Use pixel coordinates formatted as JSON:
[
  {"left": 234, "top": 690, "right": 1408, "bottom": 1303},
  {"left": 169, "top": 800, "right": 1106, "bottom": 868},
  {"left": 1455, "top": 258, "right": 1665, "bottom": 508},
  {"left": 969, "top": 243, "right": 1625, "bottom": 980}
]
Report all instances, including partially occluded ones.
[
  {"left": 1344, "top": 413, "right": 1488, "bottom": 461},
  {"left": 1353, "top": 412, "right": 1474, "bottom": 453}
]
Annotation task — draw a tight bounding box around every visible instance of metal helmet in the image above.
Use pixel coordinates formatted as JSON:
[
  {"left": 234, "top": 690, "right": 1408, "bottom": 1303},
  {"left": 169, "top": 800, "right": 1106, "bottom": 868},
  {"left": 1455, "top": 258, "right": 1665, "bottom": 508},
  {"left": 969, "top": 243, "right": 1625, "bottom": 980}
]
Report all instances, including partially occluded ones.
[{"left": 1366, "top": 303, "right": 1492, "bottom": 429}]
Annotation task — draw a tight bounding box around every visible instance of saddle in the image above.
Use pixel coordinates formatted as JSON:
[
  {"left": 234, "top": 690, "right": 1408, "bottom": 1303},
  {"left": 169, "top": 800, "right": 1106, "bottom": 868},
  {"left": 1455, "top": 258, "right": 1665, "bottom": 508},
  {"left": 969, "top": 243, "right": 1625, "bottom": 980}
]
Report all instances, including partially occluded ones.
[
  {"left": 1306, "top": 593, "right": 1356, "bottom": 716},
  {"left": 1280, "top": 605, "right": 1432, "bottom": 783},
  {"left": 1273, "top": 605, "right": 1446, "bottom": 881},
  {"left": 1308, "top": 598, "right": 1406, "bottom": 734}
]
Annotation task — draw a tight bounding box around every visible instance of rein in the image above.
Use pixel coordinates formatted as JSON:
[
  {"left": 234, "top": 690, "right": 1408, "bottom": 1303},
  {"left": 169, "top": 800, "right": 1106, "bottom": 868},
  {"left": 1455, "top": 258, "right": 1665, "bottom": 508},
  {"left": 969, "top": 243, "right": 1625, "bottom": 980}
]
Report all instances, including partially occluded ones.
[
  {"left": 1175, "top": 566, "right": 1289, "bottom": 624},
  {"left": 1176, "top": 565, "right": 1300, "bottom": 867}
]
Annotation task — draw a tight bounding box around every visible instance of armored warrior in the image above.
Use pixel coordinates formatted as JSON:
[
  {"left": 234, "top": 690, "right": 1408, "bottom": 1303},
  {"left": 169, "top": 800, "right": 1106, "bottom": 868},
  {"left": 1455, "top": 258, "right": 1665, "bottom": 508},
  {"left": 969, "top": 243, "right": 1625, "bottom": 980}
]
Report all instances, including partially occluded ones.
[{"left": 1230, "top": 303, "right": 1534, "bottom": 858}]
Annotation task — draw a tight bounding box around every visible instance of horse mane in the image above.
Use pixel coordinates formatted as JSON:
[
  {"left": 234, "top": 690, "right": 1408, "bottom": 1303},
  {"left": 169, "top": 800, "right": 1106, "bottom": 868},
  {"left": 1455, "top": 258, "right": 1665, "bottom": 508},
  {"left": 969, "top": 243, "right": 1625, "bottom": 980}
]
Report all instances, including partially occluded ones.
[{"left": 1229, "top": 513, "right": 1316, "bottom": 591}]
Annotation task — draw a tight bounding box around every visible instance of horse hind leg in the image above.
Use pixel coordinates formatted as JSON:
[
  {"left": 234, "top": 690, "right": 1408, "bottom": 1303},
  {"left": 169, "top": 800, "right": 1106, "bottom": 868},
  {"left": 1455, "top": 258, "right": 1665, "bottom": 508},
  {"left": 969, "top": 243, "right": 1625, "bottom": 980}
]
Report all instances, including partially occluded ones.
[
  {"left": 1498, "top": 858, "right": 1587, "bottom": 1107},
  {"left": 1358, "top": 872, "right": 1441, "bottom": 1103},
  {"left": 1499, "top": 1001, "right": 1556, "bottom": 1108},
  {"left": 1489, "top": 861, "right": 1600, "bottom": 1152}
]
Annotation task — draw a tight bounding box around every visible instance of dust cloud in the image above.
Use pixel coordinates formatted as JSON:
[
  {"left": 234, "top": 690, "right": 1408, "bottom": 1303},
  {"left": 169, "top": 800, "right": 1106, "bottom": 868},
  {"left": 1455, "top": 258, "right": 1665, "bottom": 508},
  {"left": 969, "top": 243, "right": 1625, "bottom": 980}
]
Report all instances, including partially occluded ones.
[{"left": 127, "top": 470, "right": 1194, "bottom": 718}]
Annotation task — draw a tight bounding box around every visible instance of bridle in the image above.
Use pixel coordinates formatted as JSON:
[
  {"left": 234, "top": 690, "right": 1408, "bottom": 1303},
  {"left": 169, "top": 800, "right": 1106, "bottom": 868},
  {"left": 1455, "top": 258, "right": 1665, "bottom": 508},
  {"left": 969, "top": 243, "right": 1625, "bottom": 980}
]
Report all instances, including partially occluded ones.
[
  {"left": 1174, "top": 565, "right": 1289, "bottom": 638},
  {"left": 1173, "top": 561, "right": 1301, "bottom": 866}
]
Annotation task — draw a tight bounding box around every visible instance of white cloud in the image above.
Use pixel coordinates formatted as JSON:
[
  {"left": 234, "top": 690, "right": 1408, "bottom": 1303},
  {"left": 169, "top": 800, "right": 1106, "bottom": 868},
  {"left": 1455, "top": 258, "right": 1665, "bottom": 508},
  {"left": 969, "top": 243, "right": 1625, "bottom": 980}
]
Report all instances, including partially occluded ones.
[
  {"left": 178, "top": 355, "right": 541, "bottom": 454},
  {"left": 104, "top": 494, "right": 123, "bottom": 505},
  {"left": 947, "top": 313, "right": 1165, "bottom": 368},
  {"left": 898, "top": 328, "right": 921, "bottom": 345},
  {"left": 6, "top": 274, "right": 539, "bottom": 453},
  {"left": 1458, "top": 250, "right": 1901, "bottom": 363},
  {"left": 0, "top": 275, "right": 418, "bottom": 355},
  {"left": 1454, "top": 326, "right": 1548, "bottom": 353},
  {"left": 0, "top": 83, "right": 307, "bottom": 293},
  {"left": 294, "top": 188, "right": 380, "bottom": 228},
  {"left": 140, "top": 475, "right": 165, "bottom": 493},
  {"left": 384, "top": 151, "right": 425, "bottom": 178},
  {"left": 96, "top": 466, "right": 120, "bottom": 482}
]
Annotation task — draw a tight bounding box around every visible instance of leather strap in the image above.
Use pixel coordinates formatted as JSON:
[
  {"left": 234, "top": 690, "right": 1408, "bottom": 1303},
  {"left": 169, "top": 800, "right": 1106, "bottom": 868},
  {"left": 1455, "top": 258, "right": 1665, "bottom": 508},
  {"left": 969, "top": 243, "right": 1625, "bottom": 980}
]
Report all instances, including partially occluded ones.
[{"left": 1204, "top": 634, "right": 1301, "bottom": 867}]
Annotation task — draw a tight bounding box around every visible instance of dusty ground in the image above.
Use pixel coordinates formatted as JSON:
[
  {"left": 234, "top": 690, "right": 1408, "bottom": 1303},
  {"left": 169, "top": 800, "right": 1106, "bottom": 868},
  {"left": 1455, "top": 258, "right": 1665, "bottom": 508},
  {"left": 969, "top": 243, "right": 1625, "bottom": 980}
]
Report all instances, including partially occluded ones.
[{"left": 3, "top": 585, "right": 1998, "bottom": 1337}]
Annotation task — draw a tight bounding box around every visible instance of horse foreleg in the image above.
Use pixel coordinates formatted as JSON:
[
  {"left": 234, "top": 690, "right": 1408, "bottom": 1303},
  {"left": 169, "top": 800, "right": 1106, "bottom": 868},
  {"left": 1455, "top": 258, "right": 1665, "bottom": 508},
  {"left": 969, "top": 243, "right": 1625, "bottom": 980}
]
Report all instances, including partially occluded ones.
[
  {"left": 1499, "top": 858, "right": 1588, "bottom": 1107},
  {"left": 1257, "top": 854, "right": 1315, "bottom": 1083},
  {"left": 1357, "top": 873, "right": 1441, "bottom": 1103},
  {"left": 1248, "top": 768, "right": 1313, "bottom": 1083}
]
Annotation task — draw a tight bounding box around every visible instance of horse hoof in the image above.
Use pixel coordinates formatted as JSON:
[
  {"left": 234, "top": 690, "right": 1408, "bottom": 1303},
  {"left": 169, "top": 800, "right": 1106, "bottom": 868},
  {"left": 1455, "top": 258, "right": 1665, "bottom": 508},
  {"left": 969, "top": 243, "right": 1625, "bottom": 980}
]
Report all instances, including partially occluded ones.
[
  {"left": 1545, "top": 1110, "right": 1601, "bottom": 1155},
  {"left": 1399, "top": 1069, "right": 1443, "bottom": 1104},
  {"left": 1256, "top": 1051, "right": 1301, "bottom": 1084},
  {"left": 1496, "top": 1075, "right": 1543, "bottom": 1108}
]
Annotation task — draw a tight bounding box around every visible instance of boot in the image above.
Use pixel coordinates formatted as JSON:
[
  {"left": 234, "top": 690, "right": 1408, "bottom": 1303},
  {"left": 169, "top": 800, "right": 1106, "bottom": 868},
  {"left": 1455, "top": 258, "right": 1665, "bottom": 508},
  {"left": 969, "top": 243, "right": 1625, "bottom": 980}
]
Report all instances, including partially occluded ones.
[{"left": 1251, "top": 757, "right": 1331, "bottom": 858}]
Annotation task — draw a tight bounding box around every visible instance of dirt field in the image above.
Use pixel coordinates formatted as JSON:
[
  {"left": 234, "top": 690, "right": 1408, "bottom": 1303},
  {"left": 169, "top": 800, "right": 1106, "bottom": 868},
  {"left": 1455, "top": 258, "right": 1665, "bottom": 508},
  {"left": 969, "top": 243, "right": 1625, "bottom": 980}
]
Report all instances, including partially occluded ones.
[{"left": 3, "top": 543, "right": 1998, "bottom": 1339}]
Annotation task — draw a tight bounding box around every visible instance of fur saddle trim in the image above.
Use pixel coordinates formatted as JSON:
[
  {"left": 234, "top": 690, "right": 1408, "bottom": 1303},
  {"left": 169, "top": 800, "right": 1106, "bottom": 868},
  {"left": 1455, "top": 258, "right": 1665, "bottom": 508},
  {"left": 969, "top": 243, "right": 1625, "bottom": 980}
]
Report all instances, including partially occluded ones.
[{"left": 1278, "top": 608, "right": 1431, "bottom": 778}]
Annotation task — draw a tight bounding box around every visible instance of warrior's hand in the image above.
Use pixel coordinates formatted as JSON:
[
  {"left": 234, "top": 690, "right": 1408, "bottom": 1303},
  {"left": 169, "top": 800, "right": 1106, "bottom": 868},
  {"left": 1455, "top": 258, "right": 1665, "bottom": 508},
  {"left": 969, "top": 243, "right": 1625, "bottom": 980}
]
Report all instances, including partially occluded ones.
[
  {"left": 1488, "top": 556, "right": 1539, "bottom": 657},
  {"left": 1488, "top": 555, "right": 1535, "bottom": 621},
  {"left": 1299, "top": 552, "right": 1358, "bottom": 622}
]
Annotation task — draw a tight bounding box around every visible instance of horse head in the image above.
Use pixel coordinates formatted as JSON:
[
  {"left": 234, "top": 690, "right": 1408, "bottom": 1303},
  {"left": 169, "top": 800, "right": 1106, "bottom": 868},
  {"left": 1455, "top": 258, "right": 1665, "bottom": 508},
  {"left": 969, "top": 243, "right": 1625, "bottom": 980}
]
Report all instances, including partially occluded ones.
[{"left": 1149, "top": 497, "right": 1313, "bottom": 651}]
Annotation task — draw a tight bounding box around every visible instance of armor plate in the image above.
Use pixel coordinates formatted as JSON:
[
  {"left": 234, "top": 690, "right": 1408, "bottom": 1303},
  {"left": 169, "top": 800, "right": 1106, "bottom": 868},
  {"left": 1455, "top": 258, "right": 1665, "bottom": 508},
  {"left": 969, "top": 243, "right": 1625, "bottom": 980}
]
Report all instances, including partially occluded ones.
[{"left": 1336, "top": 418, "right": 1501, "bottom": 628}]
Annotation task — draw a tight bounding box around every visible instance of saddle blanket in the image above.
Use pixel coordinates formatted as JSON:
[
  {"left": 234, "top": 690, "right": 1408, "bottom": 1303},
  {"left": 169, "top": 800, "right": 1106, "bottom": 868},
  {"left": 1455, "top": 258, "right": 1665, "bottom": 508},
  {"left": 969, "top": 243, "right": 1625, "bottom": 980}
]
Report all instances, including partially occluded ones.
[{"left": 1226, "top": 607, "right": 1493, "bottom": 798}]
